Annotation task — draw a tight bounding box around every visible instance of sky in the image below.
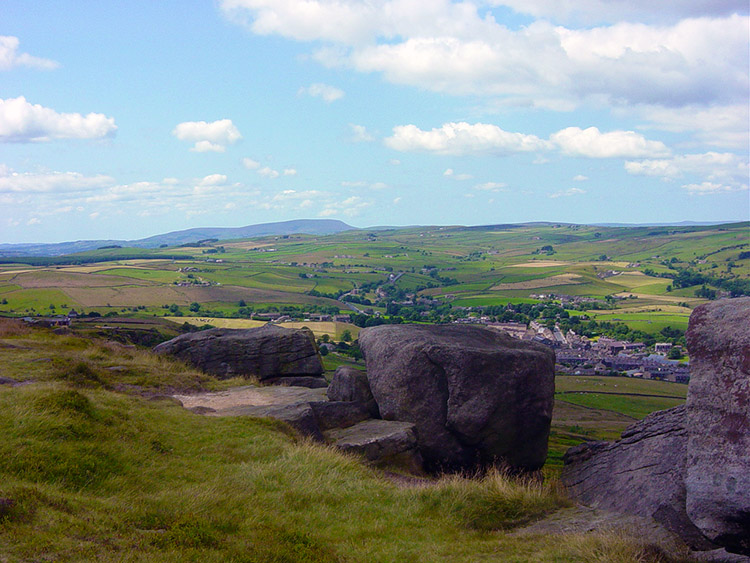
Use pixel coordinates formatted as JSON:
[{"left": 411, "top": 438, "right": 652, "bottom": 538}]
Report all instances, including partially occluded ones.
[{"left": 1, "top": 0, "right": 749, "bottom": 243}]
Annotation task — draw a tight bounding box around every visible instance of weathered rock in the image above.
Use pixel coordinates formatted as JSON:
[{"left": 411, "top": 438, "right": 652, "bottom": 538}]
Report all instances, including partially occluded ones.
[
  {"left": 359, "top": 324, "right": 555, "bottom": 472},
  {"left": 309, "top": 401, "right": 371, "bottom": 431},
  {"left": 263, "top": 376, "right": 328, "bottom": 388},
  {"left": 685, "top": 297, "right": 750, "bottom": 555},
  {"left": 562, "top": 405, "right": 714, "bottom": 550},
  {"left": 324, "top": 419, "right": 423, "bottom": 471},
  {"left": 327, "top": 366, "right": 380, "bottom": 417},
  {"left": 153, "top": 325, "right": 323, "bottom": 382}
]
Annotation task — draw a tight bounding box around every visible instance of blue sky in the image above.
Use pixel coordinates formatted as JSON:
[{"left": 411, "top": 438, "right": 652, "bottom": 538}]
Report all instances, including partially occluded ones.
[{"left": 1, "top": 0, "right": 748, "bottom": 243}]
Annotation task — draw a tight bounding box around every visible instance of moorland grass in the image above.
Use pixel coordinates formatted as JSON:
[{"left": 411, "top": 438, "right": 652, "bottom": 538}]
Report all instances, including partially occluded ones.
[{"left": 0, "top": 326, "right": 685, "bottom": 561}]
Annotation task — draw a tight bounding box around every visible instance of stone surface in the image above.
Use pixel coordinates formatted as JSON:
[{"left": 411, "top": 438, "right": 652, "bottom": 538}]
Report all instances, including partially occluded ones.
[
  {"left": 685, "top": 297, "right": 750, "bottom": 555},
  {"left": 562, "top": 405, "right": 714, "bottom": 550},
  {"left": 309, "top": 401, "right": 371, "bottom": 431},
  {"left": 327, "top": 366, "right": 380, "bottom": 417},
  {"left": 263, "top": 376, "right": 328, "bottom": 388},
  {"left": 359, "top": 324, "right": 555, "bottom": 472},
  {"left": 324, "top": 419, "right": 423, "bottom": 471},
  {"left": 154, "top": 325, "right": 323, "bottom": 381}
]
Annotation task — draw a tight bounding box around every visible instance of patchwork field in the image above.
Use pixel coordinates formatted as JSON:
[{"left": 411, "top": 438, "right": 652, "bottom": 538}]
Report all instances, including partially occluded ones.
[{"left": 0, "top": 222, "right": 746, "bottom": 338}]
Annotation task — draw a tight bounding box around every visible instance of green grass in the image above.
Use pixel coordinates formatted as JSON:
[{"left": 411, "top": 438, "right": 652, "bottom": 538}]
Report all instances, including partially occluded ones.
[
  {"left": 0, "top": 323, "right": 682, "bottom": 562},
  {"left": 556, "top": 393, "right": 684, "bottom": 420}
]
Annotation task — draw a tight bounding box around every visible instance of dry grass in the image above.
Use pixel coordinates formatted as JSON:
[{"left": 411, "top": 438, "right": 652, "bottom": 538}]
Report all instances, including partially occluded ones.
[{"left": 0, "top": 318, "right": 31, "bottom": 338}]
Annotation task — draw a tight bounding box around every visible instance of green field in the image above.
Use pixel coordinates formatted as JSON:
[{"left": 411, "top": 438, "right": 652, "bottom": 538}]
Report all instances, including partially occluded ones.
[{"left": 0, "top": 222, "right": 747, "bottom": 337}]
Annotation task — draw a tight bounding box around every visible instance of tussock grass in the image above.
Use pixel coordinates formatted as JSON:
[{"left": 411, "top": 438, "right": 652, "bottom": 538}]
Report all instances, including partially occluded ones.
[{"left": 418, "top": 468, "right": 571, "bottom": 531}]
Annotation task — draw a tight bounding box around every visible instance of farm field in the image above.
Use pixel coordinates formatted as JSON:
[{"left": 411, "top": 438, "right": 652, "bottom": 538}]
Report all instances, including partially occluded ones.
[{"left": 0, "top": 222, "right": 746, "bottom": 339}]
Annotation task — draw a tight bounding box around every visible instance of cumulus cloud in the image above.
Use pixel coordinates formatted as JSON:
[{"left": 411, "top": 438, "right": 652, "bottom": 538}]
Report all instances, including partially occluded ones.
[
  {"left": 573, "top": 174, "right": 588, "bottom": 181},
  {"left": 682, "top": 182, "right": 746, "bottom": 195},
  {"left": 550, "top": 127, "right": 670, "bottom": 158},
  {"left": 283, "top": 168, "right": 297, "bottom": 176},
  {"left": 489, "top": 0, "right": 748, "bottom": 25},
  {"left": 444, "top": 168, "right": 473, "bottom": 180},
  {"left": 625, "top": 151, "right": 749, "bottom": 194},
  {"left": 258, "top": 166, "right": 280, "bottom": 178},
  {"left": 0, "top": 96, "right": 117, "bottom": 142},
  {"left": 320, "top": 195, "right": 372, "bottom": 217},
  {"left": 0, "top": 36, "right": 58, "bottom": 70},
  {"left": 220, "top": 1, "right": 748, "bottom": 114},
  {"left": 635, "top": 104, "right": 749, "bottom": 149},
  {"left": 172, "top": 119, "right": 242, "bottom": 152},
  {"left": 386, "top": 122, "right": 547, "bottom": 155},
  {"left": 350, "top": 123, "right": 374, "bottom": 142},
  {"left": 387, "top": 121, "right": 670, "bottom": 159},
  {"left": 474, "top": 182, "right": 506, "bottom": 191},
  {"left": 242, "top": 157, "right": 261, "bottom": 169},
  {"left": 0, "top": 168, "right": 115, "bottom": 193},
  {"left": 298, "top": 83, "right": 344, "bottom": 102},
  {"left": 549, "top": 187, "right": 586, "bottom": 198}
]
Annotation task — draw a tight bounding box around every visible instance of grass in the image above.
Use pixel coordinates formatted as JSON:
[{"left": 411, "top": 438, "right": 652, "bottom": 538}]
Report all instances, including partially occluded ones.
[{"left": 0, "top": 322, "right": 687, "bottom": 561}]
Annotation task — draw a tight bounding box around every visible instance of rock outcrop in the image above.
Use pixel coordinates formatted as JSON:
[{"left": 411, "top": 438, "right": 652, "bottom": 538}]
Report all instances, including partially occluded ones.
[
  {"left": 359, "top": 324, "right": 555, "bottom": 472},
  {"left": 562, "top": 297, "right": 750, "bottom": 557},
  {"left": 154, "top": 325, "right": 325, "bottom": 386},
  {"left": 562, "top": 405, "right": 713, "bottom": 550},
  {"left": 685, "top": 297, "right": 750, "bottom": 555},
  {"left": 327, "top": 366, "right": 380, "bottom": 417}
]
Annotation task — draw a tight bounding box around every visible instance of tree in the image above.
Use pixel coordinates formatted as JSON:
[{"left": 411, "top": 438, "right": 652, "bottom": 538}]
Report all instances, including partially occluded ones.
[
  {"left": 667, "top": 347, "right": 684, "bottom": 360},
  {"left": 341, "top": 329, "right": 352, "bottom": 343},
  {"left": 238, "top": 299, "right": 246, "bottom": 307},
  {"left": 189, "top": 302, "right": 201, "bottom": 312},
  {"left": 320, "top": 334, "right": 330, "bottom": 343}
]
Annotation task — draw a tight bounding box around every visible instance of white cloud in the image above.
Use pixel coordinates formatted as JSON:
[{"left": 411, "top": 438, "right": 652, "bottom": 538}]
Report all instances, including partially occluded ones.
[
  {"left": 393, "top": 196, "right": 402, "bottom": 204},
  {"left": 26, "top": 217, "right": 41, "bottom": 225},
  {"left": 258, "top": 166, "right": 280, "bottom": 178},
  {"left": 682, "top": 182, "right": 747, "bottom": 195},
  {"left": 350, "top": 123, "right": 374, "bottom": 142},
  {"left": 489, "top": 1, "right": 748, "bottom": 25},
  {"left": 386, "top": 122, "right": 547, "bottom": 156},
  {"left": 299, "top": 83, "right": 344, "bottom": 102},
  {"left": 549, "top": 187, "right": 586, "bottom": 198},
  {"left": 573, "top": 174, "right": 588, "bottom": 181},
  {"left": 341, "top": 181, "right": 367, "bottom": 188},
  {"left": 172, "top": 119, "right": 242, "bottom": 152},
  {"left": 550, "top": 127, "right": 670, "bottom": 158},
  {"left": 0, "top": 96, "right": 117, "bottom": 142},
  {"left": 369, "top": 182, "right": 389, "bottom": 190},
  {"left": 320, "top": 195, "right": 372, "bottom": 217},
  {"left": 0, "top": 169, "right": 115, "bottom": 193},
  {"left": 444, "top": 168, "right": 473, "bottom": 180},
  {"left": 635, "top": 104, "right": 749, "bottom": 149},
  {"left": 0, "top": 36, "right": 58, "bottom": 70},
  {"left": 474, "top": 182, "right": 506, "bottom": 191},
  {"left": 625, "top": 152, "right": 749, "bottom": 194},
  {"left": 197, "top": 174, "right": 228, "bottom": 186},
  {"left": 221, "top": 2, "right": 749, "bottom": 111},
  {"left": 242, "top": 157, "right": 261, "bottom": 169},
  {"left": 389, "top": 159, "right": 401, "bottom": 166},
  {"left": 283, "top": 168, "right": 297, "bottom": 176}
]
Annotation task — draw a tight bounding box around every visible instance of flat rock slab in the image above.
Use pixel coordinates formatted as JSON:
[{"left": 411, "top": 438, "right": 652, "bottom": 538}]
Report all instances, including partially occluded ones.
[
  {"left": 324, "top": 419, "right": 423, "bottom": 470},
  {"left": 173, "top": 385, "right": 327, "bottom": 415}
]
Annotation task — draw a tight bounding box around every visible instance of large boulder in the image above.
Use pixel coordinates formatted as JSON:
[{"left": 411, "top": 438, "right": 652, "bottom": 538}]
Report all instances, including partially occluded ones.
[
  {"left": 562, "top": 405, "right": 714, "bottom": 550},
  {"left": 327, "top": 366, "right": 380, "bottom": 417},
  {"left": 358, "top": 324, "right": 555, "bottom": 472},
  {"left": 685, "top": 297, "right": 750, "bottom": 555},
  {"left": 154, "top": 325, "right": 324, "bottom": 384}
]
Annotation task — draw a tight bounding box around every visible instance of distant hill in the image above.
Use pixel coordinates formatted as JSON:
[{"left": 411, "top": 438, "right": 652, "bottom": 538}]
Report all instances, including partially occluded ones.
[{"left": 0, "top": 219, "right": 356, "bottom": 257}]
